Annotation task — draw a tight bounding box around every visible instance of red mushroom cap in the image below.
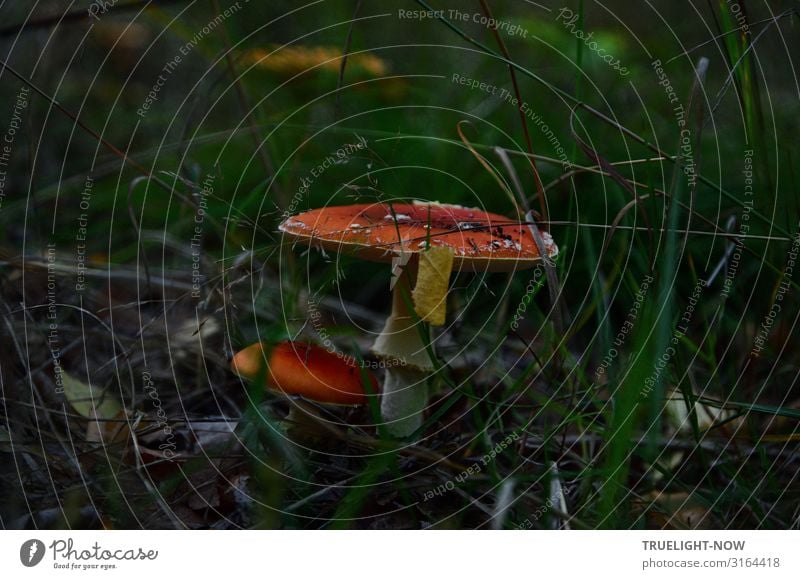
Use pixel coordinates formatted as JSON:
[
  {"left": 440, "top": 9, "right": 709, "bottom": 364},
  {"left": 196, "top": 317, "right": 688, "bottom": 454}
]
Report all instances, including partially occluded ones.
[
  {"left": 230, "top": 341, "right": 375, "bottom": 406},
  {"left": 278, "top": 201, "right": 557, "bottom": 272}
]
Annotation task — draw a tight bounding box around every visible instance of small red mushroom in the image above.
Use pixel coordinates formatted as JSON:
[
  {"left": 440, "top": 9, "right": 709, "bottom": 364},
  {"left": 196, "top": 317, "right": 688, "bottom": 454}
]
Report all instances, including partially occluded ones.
[{"left": 231, "top": 341, "right": 375, "bottom": 406}]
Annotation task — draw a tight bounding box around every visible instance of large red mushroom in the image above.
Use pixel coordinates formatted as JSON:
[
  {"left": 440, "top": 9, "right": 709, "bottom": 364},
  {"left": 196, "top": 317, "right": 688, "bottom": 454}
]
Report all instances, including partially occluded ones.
[{"left": 280, "top": 201, "right": 558, "bottom": 437}]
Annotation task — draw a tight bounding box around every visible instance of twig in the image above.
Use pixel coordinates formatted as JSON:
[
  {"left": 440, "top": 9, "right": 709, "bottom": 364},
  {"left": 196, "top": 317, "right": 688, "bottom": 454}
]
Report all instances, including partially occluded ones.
[
  {"left": 477, "top": 0, "right": 546, "bottom": 223},
  {"left": 334, "top": 0, "right": 364, "bottom": 120}
]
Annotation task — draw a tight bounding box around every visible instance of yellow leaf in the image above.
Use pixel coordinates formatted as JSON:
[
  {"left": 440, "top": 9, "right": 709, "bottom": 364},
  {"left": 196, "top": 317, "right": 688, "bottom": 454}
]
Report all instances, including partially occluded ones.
[
  {"left": 62, "top": 372, "right": 128, "bottom": 445},
  {"left": 412, "top": 246, "right": 454, "bottom": 326},
  {"left": 62, "top": 372, "right": 122, "bottom": 419}
]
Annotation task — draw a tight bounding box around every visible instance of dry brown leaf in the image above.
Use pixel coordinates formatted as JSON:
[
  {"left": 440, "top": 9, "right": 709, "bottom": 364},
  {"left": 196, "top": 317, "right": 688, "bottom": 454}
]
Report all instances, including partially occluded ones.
[{"left": 644, "top": 491, "right": 714, "bottom": 529}]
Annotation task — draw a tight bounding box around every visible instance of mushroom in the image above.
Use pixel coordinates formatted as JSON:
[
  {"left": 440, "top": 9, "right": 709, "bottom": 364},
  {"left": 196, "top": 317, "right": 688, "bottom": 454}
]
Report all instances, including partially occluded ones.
[
  {"left": 231, "top": 341, "right": 375, "bottom": 427},
  {"left": 279, "top": 201, "right": 558, "bottom": 437}
]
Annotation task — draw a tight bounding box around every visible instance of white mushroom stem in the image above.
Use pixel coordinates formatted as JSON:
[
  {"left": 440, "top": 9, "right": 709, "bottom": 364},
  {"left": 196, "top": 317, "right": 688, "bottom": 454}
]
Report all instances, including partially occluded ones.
[
  {"left": 379, "top": 365, "right": 429, "bottom": 438},
  {"left": 372, "top": 264, "right": 434, "bottom": 438}
]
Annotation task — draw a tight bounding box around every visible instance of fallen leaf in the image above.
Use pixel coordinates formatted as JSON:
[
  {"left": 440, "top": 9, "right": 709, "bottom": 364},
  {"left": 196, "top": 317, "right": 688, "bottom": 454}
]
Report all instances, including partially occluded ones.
[
  {"left": 61, "top": 371, "right": 128, "bottom": 445},
  {"left": 665, "top": 387, "right": 737, "bottom": 434},
  {"left": 412, "top": 245, "right": 454, "bottom": 326},
  {"left": 62, "top": 372, "right": 122, "bottom": 419},
  {"left": 643, "top": 491, "right": 714, "bottom": 529}
]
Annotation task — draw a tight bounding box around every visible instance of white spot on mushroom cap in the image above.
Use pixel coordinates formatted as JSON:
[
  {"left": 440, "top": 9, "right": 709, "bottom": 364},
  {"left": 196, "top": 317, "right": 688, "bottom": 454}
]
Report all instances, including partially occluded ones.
[
  {"left": 384, "top": 214, "right": 411, "bottom": 222},
  {"left": 412, "top": 200, "right": 481, "bottom": 212},
  {"left": 500, "top": 238, "right": 524, "bottom": 252},
  {"left": 282, "top": 219, "right": 308, "bottom": 230}
]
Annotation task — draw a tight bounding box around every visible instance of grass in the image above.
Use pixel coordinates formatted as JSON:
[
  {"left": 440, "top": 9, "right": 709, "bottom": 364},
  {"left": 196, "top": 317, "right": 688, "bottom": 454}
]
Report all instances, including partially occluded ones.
[{"left": 1, "top": 0, "right": 799, "bottom": 530}]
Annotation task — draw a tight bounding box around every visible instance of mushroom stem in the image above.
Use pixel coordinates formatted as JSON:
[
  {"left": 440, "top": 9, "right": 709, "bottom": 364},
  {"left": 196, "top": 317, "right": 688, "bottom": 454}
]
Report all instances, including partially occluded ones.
[
  {"left": 285, "top": 400, "right": 336, "bottom": 441},
  {"left": 379, "top": 365, "right": 429, "bottom": 438},
  {"left": 373, "top": 263, "right": 433, "bottom": 438}
]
